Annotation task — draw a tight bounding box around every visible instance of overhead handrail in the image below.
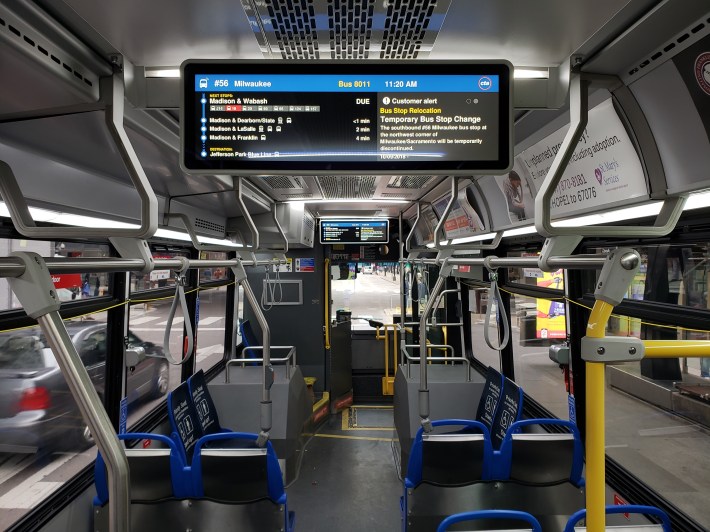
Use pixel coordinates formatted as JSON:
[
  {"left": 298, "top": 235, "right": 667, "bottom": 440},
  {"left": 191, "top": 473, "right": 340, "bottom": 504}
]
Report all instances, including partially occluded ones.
[
  {"left": 236, "top": 176, "right": 259, "bottom": 250},
  {"left": 534, "top": 72, "right": 687, "bottom": 239},
  {"left": 482, "top": 258, "right": 510, "bottom": 351},
  {"left": 162, "top": 256, "right": 194, "bottom": 365},
  {"left": 0, "top": 73, "right": 158, "bottom": 239}
]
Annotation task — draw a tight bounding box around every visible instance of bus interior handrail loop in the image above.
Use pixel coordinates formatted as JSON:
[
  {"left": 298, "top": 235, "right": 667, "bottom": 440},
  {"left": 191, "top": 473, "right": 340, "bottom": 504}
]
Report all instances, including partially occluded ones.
[
  {"left": 162, "top": 256, "right": 194, "bottom": 365},
  {"left": 433, "top": 177, "right": 459, "bottom": 249},
  {"left": 404, "top": 202, "right": 434, "bottom": 254},
  {"left": 272, "top": 202, "right": 289, "bottom": 254},
  {"left": 482, "top": 257, "right": 510, "bottom": 351},
  {"left": 236, "top": 176, "right": 260, "bottom": 251},
  {"left": 534, "top": 71, "right": 687, "bottom": 239},
  {"left": 0, "top": 73, "right": 158, "bottom": 240}
]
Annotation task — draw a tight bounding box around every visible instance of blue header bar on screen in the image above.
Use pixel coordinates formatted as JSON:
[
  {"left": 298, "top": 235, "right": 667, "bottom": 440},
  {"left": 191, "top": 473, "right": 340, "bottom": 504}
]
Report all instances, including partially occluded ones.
[
  {"left": 322, "top": 221, "right": 388, "bottom": 229},
  {"left": 194, "top": 75, "right": 499, "bottom": 93}
]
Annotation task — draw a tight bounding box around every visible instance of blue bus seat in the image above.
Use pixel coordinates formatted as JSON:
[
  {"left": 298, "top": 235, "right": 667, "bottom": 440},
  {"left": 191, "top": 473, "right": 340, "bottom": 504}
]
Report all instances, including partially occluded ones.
[
  {"left": 191, "top": 431, "right": 295, "bottom": 531},
  {"left": 94, "top": 432, "right": 190, "bottom": 506},
  {"left": 405, "top": 420, "right": 493, "bottom": 489},
  {"left": 437, "top": 509, "right": 543, "bottom": 532},
  {"left": 403, "top": 420, "right": 492, "bottom": 532},
  {"left": 497, "top": 419, "right": 584, "bottom": 487},
  {"left": 565, "top": 505, "right": 672, "bottom": 532}
]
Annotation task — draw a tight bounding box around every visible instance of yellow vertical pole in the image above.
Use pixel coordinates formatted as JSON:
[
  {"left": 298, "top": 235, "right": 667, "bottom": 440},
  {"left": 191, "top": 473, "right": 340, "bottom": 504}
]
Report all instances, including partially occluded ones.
[
  {"left": 324, "top": 259, "right": 330, "bottom": 350},
  {"left": 384, "top": 325, "right": 390, "bottom": 381},
  {"left": 394, "top": 325, "right": 398, "bottom": 372},
  {"left": 585, "top": 300, "right": 614, "bottom": 532}
]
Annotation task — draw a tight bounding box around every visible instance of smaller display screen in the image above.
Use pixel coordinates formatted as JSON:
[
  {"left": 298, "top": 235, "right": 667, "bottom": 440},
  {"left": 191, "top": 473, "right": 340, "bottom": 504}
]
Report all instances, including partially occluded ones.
[{"left": 320, "top": 220, "right": 389, "bottom": 244}]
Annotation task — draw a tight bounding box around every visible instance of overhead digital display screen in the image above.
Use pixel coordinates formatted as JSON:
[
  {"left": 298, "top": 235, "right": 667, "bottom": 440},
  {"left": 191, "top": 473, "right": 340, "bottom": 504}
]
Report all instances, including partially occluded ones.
[
  {"left": 181, "top": 61, "right": 512, "bottom": 173},
  {"left": 320, "top": 220, "right": 389, "bottom": 245}
]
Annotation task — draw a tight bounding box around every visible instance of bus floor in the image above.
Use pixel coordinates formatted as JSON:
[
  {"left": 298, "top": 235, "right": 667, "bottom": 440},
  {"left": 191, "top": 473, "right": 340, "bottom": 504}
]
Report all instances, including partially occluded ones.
[{"left": 289, "top": 405, "right": 402, "bottom": 531}]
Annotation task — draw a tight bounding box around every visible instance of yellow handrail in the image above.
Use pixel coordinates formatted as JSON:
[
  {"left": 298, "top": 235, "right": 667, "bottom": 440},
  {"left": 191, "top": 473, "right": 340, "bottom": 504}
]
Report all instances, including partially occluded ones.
[
  {"left": 324, "top": 258, "right": 330, "bottom": 350},
  {"left": 585, "top": 300, "right": 614, "bottom": 532},
  {"left": 643, "top": 340, "right": 710, "bottom": 357},
  {"left": 375, "top": 323, "right": 399, "bottom": 395}
]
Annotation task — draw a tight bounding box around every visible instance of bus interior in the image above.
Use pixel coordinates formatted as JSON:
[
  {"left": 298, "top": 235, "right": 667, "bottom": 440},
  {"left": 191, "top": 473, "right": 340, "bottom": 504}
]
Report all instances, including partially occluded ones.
[{"left": 1, "top": 1, "right": 710, "bottom": 531}]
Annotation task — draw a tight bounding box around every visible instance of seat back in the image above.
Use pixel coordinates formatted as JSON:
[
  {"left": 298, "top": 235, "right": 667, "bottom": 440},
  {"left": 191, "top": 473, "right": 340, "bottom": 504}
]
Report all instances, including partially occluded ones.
[
  {"left": 187, "top": 369, "right": 222, "bottom": 435},
  {"left": 499, "top": 419, "right": 584, "bottom": 487},
  {"left": 191, "top": 432, "right": 287, "bottom": 505},
  {"left": 240, "top": 319, "right": 260, "bottom": 348},
  {"left": 167, "top": 381, "right": 205, "bottom": 463},
  {"left": 489, "top": 376, "right": 523, "bottom": 450},
  {"left": 564, "top": 505, "right": 672, "bottom": 532},
  {"left": 94, "top": 433, "right": 189, "bottom": 505},
  {"left": 437, "top": 509, "right": 543, "bottom": 532},
  {"left": 405, "top": 419, "right": 492, "bottom": 489},
  {"left": 475, "top": 366, "right": 504, "bottom": 432}
]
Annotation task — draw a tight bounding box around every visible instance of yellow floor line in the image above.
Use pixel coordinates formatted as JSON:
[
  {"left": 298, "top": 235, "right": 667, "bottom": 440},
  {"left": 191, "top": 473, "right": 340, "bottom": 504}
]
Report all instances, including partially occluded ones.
[
  {"left": 341, "top": 407, "right": 350, "bottom": 430},
  {"left": 312, "top": 433, "right": 395, "bottom": 442}
]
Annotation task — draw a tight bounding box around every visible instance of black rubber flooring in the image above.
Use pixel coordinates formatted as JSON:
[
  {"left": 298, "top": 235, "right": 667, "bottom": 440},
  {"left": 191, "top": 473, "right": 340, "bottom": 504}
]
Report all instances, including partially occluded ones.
[{"left": 288, "top": 406, "right": 403, "bottom": 531}]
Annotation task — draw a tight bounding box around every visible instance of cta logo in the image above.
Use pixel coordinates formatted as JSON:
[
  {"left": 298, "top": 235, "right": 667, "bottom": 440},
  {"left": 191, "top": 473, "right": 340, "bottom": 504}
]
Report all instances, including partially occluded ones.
[{"left": 478, "top": 77, "right": 492, "bottom": 91}]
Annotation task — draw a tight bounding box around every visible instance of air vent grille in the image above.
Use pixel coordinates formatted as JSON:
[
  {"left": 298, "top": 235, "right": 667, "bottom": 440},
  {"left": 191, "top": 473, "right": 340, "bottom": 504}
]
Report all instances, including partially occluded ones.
[
  {"left": 380, "top": 0, "right": 438, "bottom": 59},
  {"left": 282, "top": 193, "right": 314, "bottom": 199},
  {"left": 319, "top": 175, "right": 377, "bottom": 199},
  {"left": 380, "top": 193, "right": 410, "bottom": 198},
  {"left": 265, "top": 0, "right": 320, "bottom": 59},
  {"left": 303, "top": 213, "right": 315, "bottom": 231},
  {"left": 627, "top": 16, "right": 709, "bottom": 78},
  {"left": 328, "top": 0, "right": 374, "bottom": 59},
  {"left": 243, "top": 0, "right": 451, "bottom": 60},
  {"left": 0, "top": 6, "right": 98, "bottom": 90},
  {"left": 195, "top": 218, "right": 225, "bottom": 234},
  {"left": 386, "top": 175, "right": 435, "bottom": 189},
  {"left": 260, "top": 176, "right": 307, "bottom": 190}
]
